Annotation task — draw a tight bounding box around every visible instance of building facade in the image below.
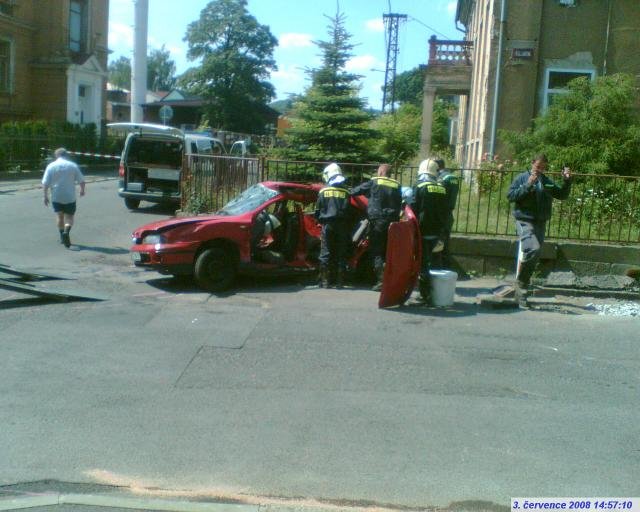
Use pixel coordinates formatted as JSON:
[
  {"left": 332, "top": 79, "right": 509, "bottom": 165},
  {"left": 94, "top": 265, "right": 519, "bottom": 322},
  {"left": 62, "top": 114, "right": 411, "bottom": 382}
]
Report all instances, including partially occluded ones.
[
  {"left": 0, "top": 0, "right": 109, "bottom": 130},
  {"left": 453, "top": 0, "right": 640, "bottom": 167}
]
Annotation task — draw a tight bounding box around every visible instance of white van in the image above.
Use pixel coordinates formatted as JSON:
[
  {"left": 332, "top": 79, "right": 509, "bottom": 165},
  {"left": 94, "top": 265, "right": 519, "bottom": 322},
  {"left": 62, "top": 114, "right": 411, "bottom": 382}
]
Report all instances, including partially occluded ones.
[{"left": 107, "top": 123, "right": 225, "bottom": 210}]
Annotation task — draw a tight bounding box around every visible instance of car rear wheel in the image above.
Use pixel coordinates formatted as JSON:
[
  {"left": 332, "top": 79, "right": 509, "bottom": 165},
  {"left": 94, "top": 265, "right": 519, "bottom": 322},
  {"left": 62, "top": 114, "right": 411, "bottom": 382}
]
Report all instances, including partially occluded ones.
[
  {"left": 125, "top": 198, "right": 140, "bottom": 210},
  {"left": 194, "top": 247, "right": 237, "bottom": 292}
]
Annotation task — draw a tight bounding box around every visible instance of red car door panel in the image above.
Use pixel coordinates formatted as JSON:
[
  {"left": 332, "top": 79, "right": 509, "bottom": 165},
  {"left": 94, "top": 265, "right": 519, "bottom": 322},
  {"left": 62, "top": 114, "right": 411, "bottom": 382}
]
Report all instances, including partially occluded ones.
[{"left": 378, "top": 206, "right": 421, "bottom": 308}]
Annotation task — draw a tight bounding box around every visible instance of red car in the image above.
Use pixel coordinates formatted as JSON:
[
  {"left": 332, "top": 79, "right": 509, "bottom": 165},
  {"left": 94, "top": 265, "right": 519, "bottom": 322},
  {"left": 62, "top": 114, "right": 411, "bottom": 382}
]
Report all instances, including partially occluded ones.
[{"left": 130, "top": 181, "right": 421, "bottom": 307}]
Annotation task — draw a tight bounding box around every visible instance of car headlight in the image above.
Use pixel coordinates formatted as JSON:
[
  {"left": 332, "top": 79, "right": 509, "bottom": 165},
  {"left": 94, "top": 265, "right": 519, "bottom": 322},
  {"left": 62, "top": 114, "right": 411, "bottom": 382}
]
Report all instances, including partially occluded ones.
[{"left": 141, "top": 233, "right": 165, "bottom": 245}]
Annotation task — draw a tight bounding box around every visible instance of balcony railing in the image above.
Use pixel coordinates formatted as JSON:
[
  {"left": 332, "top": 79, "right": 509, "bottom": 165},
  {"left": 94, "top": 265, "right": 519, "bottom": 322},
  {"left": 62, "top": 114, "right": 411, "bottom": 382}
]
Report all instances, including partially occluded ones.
[{"left": 428, "top": 36, "right": 473, "bottom": 65}]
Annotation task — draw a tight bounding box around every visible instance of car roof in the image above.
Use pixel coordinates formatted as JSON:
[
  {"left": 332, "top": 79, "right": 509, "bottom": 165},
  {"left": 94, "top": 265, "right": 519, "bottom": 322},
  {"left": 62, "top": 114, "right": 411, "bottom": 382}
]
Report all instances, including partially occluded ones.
[
  {"left": 106, "top": 123, "right": 184, "bottom": 138},
  {"left": 263, "top": 181, "right": 322, "bottom": 193}
]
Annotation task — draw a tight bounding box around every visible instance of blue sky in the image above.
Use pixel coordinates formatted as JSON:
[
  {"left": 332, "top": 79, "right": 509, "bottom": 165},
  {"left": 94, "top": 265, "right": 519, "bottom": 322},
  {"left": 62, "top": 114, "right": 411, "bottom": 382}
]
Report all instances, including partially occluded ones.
[{"left": 108, "top": 0, "right": 460, "bottom": 109}]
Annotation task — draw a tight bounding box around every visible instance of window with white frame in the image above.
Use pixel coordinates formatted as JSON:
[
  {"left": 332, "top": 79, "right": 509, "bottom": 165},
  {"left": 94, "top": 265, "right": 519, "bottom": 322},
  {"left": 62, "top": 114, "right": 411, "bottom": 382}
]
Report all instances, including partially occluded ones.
[
  {"left": 0, "top": 39, "right": 11, "bottom": 93},
  {"left": 69, "top": 0, "right": 88, "bottom": 53},
  {"left": 543, "top": 68, "right": 595, "bottom": 109}
]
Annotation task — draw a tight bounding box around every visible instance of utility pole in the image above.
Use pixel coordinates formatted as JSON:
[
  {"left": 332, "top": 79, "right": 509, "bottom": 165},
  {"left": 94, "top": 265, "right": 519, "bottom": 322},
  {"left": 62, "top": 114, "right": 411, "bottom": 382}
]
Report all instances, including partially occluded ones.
[
  {"left": 131, "top": 0, "right": 148, "bottom": 123},
  {"left": 382, "top": 13, "right": 407, "bottom": 113}
]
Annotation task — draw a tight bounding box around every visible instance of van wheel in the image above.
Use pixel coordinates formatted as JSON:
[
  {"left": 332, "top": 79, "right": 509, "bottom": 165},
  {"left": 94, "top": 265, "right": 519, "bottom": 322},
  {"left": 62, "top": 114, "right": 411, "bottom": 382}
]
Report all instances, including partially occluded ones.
[
  {"left": 194, "top": 247, "right": 237, "bottom": 292},
  {"left": 125, "top": 198, "right": 140, "bottom": 210}
]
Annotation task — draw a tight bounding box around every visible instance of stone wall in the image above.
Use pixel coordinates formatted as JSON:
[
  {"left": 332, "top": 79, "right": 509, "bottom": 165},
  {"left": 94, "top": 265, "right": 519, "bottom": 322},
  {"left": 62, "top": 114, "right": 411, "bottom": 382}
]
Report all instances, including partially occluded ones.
[{"left": 450, "top": 235, "right": 639, "bottom": 277}]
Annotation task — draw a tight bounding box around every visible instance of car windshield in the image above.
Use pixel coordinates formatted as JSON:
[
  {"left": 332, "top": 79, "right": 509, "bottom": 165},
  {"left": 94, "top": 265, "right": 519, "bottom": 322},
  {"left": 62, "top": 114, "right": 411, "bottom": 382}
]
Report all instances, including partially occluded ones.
[{"left": 217, "top": 183, "right": 279, "bottom": 216}]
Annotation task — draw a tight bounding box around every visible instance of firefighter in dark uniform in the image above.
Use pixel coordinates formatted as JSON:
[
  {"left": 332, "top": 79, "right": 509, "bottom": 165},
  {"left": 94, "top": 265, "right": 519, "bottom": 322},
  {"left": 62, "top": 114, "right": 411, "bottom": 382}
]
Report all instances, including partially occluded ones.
[
  {"left": 435, "top": 158, "right": 460, "bottom": 269},
  {"left": 351, "top": 163, "right": 402, "bottom": 291},
  {"left": 413, "top": 159, "right": 450, "bottom": 303},
  {"left": 315, "top": 163, "right": 351, "bottom": 288}
]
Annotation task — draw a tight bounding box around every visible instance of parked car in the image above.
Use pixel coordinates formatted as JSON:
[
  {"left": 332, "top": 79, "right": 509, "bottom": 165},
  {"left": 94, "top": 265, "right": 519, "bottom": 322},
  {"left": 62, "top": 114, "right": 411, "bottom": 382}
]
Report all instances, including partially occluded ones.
[
  {"left": 130, "top": 181, "right": 421, "bottom": 307},
  {"left": 107, "top": 123, "right": 226, "bottom": 210}
]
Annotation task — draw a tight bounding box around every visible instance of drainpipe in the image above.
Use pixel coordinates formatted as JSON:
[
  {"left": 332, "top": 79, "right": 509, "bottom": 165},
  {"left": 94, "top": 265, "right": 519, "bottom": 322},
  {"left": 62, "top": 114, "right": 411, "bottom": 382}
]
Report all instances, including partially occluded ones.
[
  {"left": 488, "top": 0, "right": 507, "bottom": 159},
  {"left": 603, "top": 0, "right": 613, "bottom": 76}
]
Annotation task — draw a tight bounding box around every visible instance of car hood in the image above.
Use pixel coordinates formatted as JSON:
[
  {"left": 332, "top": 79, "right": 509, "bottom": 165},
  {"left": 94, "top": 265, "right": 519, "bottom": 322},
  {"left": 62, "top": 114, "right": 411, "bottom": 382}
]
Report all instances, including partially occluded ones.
[{"left": 132, "top": 214, "right": 228, "bottom": 237}]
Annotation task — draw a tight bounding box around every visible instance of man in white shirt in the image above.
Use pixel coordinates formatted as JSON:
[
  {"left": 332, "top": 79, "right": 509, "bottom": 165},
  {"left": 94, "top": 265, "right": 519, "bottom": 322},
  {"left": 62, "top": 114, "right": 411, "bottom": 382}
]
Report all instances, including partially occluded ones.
[{"left": 42, "top": 148, "right": 86, "bottom": 248}]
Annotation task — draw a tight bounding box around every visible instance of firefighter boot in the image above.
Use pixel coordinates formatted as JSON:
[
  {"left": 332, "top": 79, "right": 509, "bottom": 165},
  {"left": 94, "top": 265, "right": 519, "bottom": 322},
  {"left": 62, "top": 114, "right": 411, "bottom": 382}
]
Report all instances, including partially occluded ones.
[
  {"left": 318, "top": 266, "right": 330, "bottom": 288},
  {"left": 372, "top": 262, "right": 384, "bottom": 292},
  {"left": 418, "top": 272, "right": 432, "bottom": 305}
]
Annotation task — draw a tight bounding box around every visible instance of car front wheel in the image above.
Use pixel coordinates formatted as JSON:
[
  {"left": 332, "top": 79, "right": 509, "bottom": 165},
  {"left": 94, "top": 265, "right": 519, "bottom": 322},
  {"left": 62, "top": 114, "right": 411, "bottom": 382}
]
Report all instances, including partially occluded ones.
[{"left": 194, "top": 247, "right": 237, "bottom": 292}]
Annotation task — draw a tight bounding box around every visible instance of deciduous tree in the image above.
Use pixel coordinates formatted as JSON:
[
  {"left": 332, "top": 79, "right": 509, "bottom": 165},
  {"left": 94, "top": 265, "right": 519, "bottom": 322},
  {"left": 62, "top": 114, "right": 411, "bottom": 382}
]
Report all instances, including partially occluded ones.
[
  {"left": 500, "top": 73, "right": 640, "bottom": 174},
  {"left": 182, "top": 0, "right": 277, "bottom": 133},
  {"left": 147, "top": 45, "right": 177, "bottom": 91}
]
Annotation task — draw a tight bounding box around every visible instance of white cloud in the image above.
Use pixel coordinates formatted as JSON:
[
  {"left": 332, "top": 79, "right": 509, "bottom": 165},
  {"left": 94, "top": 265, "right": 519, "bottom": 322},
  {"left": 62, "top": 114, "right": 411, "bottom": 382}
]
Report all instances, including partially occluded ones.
[
  {"left": 278, "top": 33, "right": 313, "bottom": 49},
  {"left": 346, "top": 54, "right": 380, "bottom": 72},
  {"left": 365, "top": 18, "right": 384, "bottom": 32},
  {"left": 272, "top": 68, "right": 304, "bottom": 82},
  {"left": 108, "top": 21, "right": 134, "bottom": 51},
  {"left": 447, "top": 1, "right": 457, "bottom": 15}
]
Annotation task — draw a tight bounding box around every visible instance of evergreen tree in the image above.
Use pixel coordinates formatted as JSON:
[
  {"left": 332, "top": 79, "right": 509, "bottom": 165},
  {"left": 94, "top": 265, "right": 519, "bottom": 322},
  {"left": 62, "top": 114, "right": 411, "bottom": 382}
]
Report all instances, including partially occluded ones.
[{"left": 283, "top": 12, "right": 377, "bottom": 163}]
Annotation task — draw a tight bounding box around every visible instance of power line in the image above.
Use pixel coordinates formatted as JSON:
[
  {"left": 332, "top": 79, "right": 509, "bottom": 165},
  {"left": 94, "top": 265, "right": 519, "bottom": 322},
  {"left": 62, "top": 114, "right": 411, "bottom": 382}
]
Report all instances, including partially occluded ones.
[{"left": 408, "top": 15, "right": 452, "bottom": 39}]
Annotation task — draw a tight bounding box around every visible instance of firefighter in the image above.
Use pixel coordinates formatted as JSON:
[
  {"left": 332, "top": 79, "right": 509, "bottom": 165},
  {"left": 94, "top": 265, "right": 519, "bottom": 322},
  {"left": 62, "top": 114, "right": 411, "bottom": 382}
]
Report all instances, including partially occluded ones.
[
  {"left": 413, "top": 159, "right": 450, "bottom": 304},
  {"left": 351, "top": 163, "right": 402, "bottom": 291},
  {"left": 315, "top": 163, "right": 351, "bottom": 288},
  {"left": 435, "top": 158, "right": 460, "bottom": 269}
]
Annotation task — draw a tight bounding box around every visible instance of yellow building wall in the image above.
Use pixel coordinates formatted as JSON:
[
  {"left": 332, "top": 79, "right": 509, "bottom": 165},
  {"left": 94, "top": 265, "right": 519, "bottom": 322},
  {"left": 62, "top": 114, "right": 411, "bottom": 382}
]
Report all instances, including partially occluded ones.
[{"left": 0, "top": 0, "right": 109, "bottom": 124}]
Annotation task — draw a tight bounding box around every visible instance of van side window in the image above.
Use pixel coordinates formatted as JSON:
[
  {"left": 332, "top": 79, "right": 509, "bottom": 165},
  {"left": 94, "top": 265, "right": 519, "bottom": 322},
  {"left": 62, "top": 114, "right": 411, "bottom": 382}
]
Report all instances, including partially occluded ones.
[
  {"left": 190, "top": 142, "right": 198, "bottom": 154},
  {"left": 196, "top": 139, "right": 213, "bottom": 155}
]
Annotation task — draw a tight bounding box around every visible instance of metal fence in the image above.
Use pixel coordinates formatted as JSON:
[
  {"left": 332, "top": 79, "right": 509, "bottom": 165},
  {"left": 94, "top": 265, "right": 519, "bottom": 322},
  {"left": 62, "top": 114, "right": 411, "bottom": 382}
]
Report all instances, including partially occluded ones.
[
  {"left": 181, "top": 154, "right": 262, "bottom": 213},
  {"left": 0, "top": 135, "right": 125, "bottom": 170},
  {"left": 182, "top": 155, "right": 640, "bottom": 244},
  {"left": 448, "top": 167, "right": 640, "bottom": 244}
]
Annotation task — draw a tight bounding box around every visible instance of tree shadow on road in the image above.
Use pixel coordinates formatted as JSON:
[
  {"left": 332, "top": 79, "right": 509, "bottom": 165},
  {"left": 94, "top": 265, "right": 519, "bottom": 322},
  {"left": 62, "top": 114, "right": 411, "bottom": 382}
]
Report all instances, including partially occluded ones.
[
  {"left": 127, "top": 204, "right": 178, "bottom": 216},
  {"left": 391, "top": 300, "right": 480, "bottom": 318},
  {"left": 144, "top": 274, "right": 315, "bottom": 297},
  {"left": 70, "top": 244, "right": 129, "bottom": 255}
]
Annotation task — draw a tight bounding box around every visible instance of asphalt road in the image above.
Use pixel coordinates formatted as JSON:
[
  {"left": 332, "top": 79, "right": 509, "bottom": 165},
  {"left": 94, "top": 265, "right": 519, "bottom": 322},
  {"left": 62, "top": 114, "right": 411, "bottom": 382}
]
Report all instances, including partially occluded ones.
[{"left": 0, "top": 177, "right": 638, "bottom": 510}]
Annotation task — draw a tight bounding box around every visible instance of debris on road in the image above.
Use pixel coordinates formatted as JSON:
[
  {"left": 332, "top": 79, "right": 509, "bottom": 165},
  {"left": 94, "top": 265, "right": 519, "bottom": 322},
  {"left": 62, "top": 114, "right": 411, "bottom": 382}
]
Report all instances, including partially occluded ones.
[{"left": 586, "top": 302, "right": 640, "bottom": 317}]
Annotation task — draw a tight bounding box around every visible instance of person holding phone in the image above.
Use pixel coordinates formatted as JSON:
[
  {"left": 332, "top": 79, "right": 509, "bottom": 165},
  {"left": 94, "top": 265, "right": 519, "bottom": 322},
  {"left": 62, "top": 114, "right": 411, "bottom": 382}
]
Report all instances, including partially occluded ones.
[{"left": 507, "top": 154, "right": 572, "bottom": 306}]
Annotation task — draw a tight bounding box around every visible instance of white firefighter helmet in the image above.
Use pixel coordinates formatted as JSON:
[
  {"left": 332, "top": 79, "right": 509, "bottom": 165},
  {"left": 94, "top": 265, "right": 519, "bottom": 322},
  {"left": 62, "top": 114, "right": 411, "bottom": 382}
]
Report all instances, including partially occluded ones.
[
  {"left": 322, "top": 162, "right": 342, "bottom": 183},
  {"left": 418, "top": 159, "right": 439, "bottom": 179}
]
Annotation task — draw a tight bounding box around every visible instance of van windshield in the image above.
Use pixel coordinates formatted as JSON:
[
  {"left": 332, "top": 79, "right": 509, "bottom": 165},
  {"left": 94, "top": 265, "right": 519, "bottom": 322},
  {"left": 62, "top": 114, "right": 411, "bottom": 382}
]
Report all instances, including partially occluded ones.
[{"left": 217, "top": 184, "right": 278, "bottom": 216}]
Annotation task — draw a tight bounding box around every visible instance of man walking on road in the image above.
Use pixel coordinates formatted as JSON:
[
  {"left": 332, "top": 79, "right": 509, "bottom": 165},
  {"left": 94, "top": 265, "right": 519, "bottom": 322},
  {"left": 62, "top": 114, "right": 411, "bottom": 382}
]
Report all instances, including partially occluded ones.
[
  {"left": 351, "top": 163, "right": 402, "bottom": 291},
  {"left": 43, "top": 148, "right": 85, "bottom": 248},
  {"left": 507, "top": 154, "right": 571, "bottom": 306}
]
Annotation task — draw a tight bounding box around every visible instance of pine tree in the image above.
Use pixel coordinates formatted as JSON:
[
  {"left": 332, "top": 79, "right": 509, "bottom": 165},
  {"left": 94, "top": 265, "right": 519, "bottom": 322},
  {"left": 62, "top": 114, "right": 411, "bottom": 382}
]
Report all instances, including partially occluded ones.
[{"left": 283, "top": 12, "right": 377, "bottom": 163}]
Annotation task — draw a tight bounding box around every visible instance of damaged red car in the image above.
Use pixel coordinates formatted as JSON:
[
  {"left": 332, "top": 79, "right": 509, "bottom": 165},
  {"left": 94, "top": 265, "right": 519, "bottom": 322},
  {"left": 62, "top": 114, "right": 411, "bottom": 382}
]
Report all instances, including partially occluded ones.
[{"left": 130, "top": 181, "right": 421, "bottom": 307}]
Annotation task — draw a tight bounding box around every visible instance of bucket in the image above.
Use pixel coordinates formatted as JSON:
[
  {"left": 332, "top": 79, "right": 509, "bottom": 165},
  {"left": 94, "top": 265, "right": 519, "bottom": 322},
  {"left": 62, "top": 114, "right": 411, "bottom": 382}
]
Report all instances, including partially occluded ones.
[{"left": 429, "top": 270, "right": 458, "bottom": 306}]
